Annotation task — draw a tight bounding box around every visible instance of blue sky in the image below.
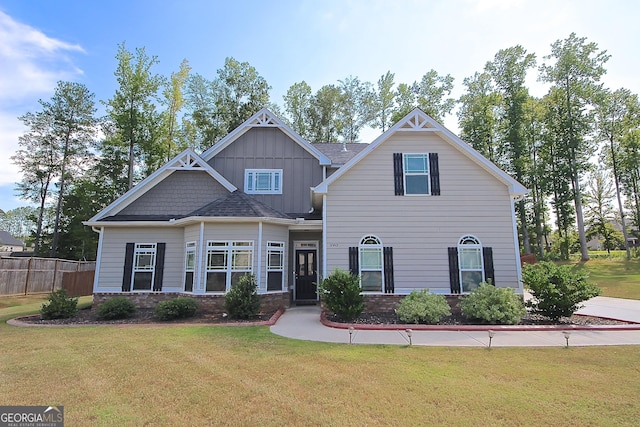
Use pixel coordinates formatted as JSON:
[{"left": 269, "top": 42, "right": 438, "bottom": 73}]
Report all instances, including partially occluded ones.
[{"left": 1, "top": 0, "right": 639, "bottom": 212}]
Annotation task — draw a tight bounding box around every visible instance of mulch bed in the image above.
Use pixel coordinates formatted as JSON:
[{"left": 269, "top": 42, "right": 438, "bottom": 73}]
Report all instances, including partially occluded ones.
[
  {"left": 327, "top": 311, "right": 634, "bottom": 327},
  {"left": 14, "top": 306, "right": 280, "bottom": 326}
]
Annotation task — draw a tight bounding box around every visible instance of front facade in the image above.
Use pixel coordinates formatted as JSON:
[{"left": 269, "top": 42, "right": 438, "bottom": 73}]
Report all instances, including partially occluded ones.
[{"left": 86, "top": 108, "right": 527, "bottom": 311}]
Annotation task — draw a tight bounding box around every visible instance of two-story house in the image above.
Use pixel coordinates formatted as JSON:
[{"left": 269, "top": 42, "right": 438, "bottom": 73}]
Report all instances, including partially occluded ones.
[{"left": 85, "top": 108, "right": 527, "bottom": 312}]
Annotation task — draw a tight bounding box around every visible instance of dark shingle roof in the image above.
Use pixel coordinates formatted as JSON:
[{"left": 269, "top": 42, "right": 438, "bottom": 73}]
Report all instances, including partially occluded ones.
[
  {"left": 102, "top": 215, "right": 185, "bottom": 222},
  {"left": 189, "top": 191, "right": 291, "bottom": 219},
  {"left": 0, "top": 230, "right": 24, "bottom": 246},
  {"left": 313, "top": 143, "right": 369, "bottom": 165}
]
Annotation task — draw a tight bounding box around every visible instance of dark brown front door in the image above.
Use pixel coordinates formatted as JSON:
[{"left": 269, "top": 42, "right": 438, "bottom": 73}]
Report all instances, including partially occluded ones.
[{"left": 295, "top": 249, "right": 317, "bottom": 301}]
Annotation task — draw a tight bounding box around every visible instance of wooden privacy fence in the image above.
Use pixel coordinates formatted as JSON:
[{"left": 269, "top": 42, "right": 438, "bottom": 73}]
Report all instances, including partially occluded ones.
[{"left": 0, "top": 257, "right": 96, "bottom": 296}]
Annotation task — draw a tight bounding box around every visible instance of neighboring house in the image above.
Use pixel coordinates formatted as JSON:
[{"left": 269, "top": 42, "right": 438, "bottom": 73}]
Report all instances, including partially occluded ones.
[
  {"left": 85, "top": 108, "right": 528, "bottom": 312},
  {"left": 0, "top": 230, "right": 24, "bottom": 253}
]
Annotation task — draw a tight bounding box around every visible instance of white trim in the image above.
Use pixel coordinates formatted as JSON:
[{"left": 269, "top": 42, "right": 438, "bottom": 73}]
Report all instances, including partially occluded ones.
[
  {"left": 87, "top": 149, "right": 236, "bottom": 222},
  {"left": 402, "top": 153, "right": 431, "bottom": 195},
  {"left": 201, "top": 108, "right": 331, "bottom": 165},
  {"left": 358, "top": 235, "right": 384, "bottom": 293},
  {"left": 92, "top": 227, "right": 104, "bottom": 292},
  {"left": 204, "top": 240, "right": 254, "bottom": 293},
  {"left": 457, "top": 235, "right": 484, "bottom": 293},
  {"left": 131, "top": 243, "right": 157, "bottom": 292},
  {"left": 322, "top": 194, "right": 327, "bottom": 281},
  {"left": 314, "top": 108, "right": 528, "bottom": 197},
  {"left": 257, "top": 222, "right": 263, "bottom": 290},
  {"left": 293, "top": 240, "right": 319, "bottom": 301},
  {"left": 196, "top": 222, "right": 205, "bottom": 294},
  {"left": 266, "top": 240, "right": 286, "bottom": 292},
  {"left": 184, "top": 241, "right": 196, "bottom": 292},
  {"left": 511, "top": 198, "right": 525, "bottom": 294},
  {"left": 244, "top": 169, "right": 283, "bottom": 194}
]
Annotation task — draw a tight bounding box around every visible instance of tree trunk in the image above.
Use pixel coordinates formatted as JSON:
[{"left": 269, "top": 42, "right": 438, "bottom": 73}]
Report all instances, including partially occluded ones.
[
  {"left": 518, "top": 199, "right": 531, "bottom": 253},
  {"left": 609, "top": 137, "right": 631, "bottom": 260},
  {"left": 571, "top": 166, "right": 589, "bottom": 261}
]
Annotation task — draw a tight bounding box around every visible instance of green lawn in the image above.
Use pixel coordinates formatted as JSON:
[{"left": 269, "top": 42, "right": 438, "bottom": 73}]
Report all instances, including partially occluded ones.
[
  {"left": 1, "top": 301, "right": 639, "bottom": 426},
  {"left": 567, "top": 258, "right": 640, "bottom": 300}
]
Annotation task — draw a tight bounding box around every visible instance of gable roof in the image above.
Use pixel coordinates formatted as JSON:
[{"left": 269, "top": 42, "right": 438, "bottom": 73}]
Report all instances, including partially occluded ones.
[
  {"left": 88, "top": 149, "right": 237, "bottom": 222},
  {"left": 0, "top": 230, "right": 24, "bottom": 247},
  {"left": 188, "top": 191, "right": 291, "bottom": 219},
  {"left": 314, "top": 108, "right": 528, "bottom": 196},
  {"left": 201, "top": 108, "right": 331, "bottom": 165}
]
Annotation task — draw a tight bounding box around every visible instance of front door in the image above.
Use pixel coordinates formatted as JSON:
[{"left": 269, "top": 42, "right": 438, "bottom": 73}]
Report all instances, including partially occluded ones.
[{"left": 295, "top": 249, "right": 317, "bottom": 302}]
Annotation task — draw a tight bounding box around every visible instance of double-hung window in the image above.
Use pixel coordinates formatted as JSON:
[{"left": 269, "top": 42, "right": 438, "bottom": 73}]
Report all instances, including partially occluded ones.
[
  {"left": 393, "top": 152, "right": 440, "bottom": 196},
  {"left": 458, "top": 236, "right": 484, "bottom": 292},
  {"left": 132, "top": 244, "right": 156, "bottom": 291},
  {"left": 184, "top": 242, "right": 196, "bottom": 292},
  {"left": 267, "top": 241, "right": 285, "bottom": 292},
  {"left": 245, "top": 169, "right": 282, "bottom": 194},
  {"left": 359, "top": 236, "right": 384, "bottom": 292},
  {"left": 206, "top": 241, "right": 253, "bottom": 292}
]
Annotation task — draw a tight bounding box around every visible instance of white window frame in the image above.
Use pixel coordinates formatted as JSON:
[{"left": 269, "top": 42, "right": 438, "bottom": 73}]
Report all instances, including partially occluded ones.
[
  {"left": 205, "top": 241, "right": 254, "bottom": 293},
  {"left": 458, "top": 235, "right": 484, "bottom": 293},
  {"left": 266, "top": 241, "right": 285, "bottom": 292},
  {"left": 245, "top": 169, "right": 283, "bottom": 194},
  {"left": 403, "top": 153, "right": 430, "bottom": 195},
  {"left": 132, "top": 243, "right": 156, "bottom": 291},
  {"left": 359, "top": 235, "right": 384, "bottom": 293},
  {"left": 184, "top": 241, "right": 196, "bottom": 292}
]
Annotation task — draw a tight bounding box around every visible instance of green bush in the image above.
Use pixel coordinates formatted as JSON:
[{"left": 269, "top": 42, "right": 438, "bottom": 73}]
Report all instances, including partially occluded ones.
[
  {"left": 396, "top": 290, "right": 451, "bottom": 324},
  {"left": 460, "top": 282, "right": 525, "bottom": 325},
  {"left": 522, "top": 261, "right": 601, "bottom": 320},
  {"left": 40, "top": 289, "right": 79, "bottom": 319},
  {"left": 154, "top": 297, "right": 198, "bottom": 321},
  {"left": 96, "top": 297, "right": 136, "bottom": 320},
  {"left": 318, "top": 269, "right": 364, "bottom": 321},
  {"left": 224, "top": 274, "right": 261, "bottom": 319}
]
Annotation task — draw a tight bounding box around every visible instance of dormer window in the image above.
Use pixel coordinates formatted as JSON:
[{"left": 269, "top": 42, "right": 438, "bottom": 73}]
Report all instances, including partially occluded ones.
[{"left": 245, "top": 169, "right": 282, "bottom": 194}]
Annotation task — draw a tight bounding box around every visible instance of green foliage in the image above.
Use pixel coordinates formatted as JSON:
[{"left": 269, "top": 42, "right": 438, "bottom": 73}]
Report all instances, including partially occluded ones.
[
  {"left": 460, "top": 282, "right": 525, "bottom": 325},
  {"left": 318, "top": 269, "right": 364, "bottom": 321},
  {"left": 522, "top": 261, "right": 601, "bottom": 320},
  {"left": 154, "top": 297, "right": 198, "bottom": 321},
  {"left": 396, "top": 290, "right": 451, "bottom": 324},
  {"left": 224, "top": 274, "right": 261, "bottom": 319},
  {"left": 40, "top": 289, "right": 79, "bottom": 319},
  {"left": 96, "top": 297, "right": 136, "bottom": 320}
]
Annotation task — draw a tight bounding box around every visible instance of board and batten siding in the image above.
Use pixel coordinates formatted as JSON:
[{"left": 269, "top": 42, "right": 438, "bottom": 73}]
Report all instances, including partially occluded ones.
[
  {"left": 208, "top": 127, "right": 324, "bottom": 215},
  {"left": 118, "top": 171, "right": 230, "bottom": 216},
  {"left": 324, "top": 133, "right": 520, "bottom": 292},
  {"left": 95, "top": 227, "right": 184, "bottom": 293}
]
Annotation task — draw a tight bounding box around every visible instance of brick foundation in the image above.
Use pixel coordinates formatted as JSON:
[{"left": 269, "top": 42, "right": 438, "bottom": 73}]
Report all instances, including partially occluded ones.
[{"left": 93, "top": 291, "right": 290, "bottom": 315}]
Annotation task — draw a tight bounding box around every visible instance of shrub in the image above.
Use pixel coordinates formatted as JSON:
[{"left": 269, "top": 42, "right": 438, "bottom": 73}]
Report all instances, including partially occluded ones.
[
  {"left": 460, "top": 282, "right": 525, "bottom": 325},
  {"left": 154, "top": 298, "right": 198, "bottom": 321},
  {"left": 396, "top": 290, "right": 451, "bottom": 324},
  {"left": 96, "top": 297, "right": 136, "bottom": 320},
  {"left": 318, "top": 269, "right": 364, "bottom": 321},
  {"left": 522, "top": 261, "right": 601, "bottom": 320},
  {"left": 40, "top": 289, "right": 78, "bottom": 320},
  {"left": 224, "top": 274, "right": 261, "bottom": 319}
]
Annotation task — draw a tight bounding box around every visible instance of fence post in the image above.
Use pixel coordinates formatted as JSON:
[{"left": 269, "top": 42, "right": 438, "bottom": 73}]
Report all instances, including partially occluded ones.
[
  {"left": 52, "top": 259, "right": 60, "bottom": 292},
  {"left": 24, "top": 257, "right": 33, "bottom": 295}
]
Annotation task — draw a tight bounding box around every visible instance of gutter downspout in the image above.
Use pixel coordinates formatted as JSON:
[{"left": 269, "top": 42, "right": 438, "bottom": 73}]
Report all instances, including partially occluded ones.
[
  {"left": 511, "top": 196, "right": 524, "bottom": 294},
  {"left": 257, "top": 221, "right": 263, "bottom": 293},
  {"left": 322, "top": 194, "right": 327, "bottom": 282}
]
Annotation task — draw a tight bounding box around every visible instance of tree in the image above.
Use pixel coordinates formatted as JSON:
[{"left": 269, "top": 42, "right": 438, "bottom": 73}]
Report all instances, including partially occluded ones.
[
  {"left": 457, "top": 72, "right": 502, "bottom": 164},
  {"left": 160, "top": 59, "right": 191, "bottom": 161},
  {"left": 486, "top": 46, "right": 537, "bottom": 254},
  {"left": 414, "top": 69, "right": 456, "bottom": 123},
  {"left": 283, "top": 81, "right": 313, "bottom": 138},
  {"left": 374, "top": 71, "right": 396, "bottom": 132},
  {"left": 105, "top": 42, "right": 163, "bottom": 190},
  {"left": 0, "top": 207, "right": 37, "bottom": 244},
  {"left": 392, "top": 83, "right": 417, "bottom": 124},
  {"left": 539, "top": 33, "right": 610, "bottom": 261},
  {"left": 307, "top": 84, "right": 343, "bottom": 142},
  {"left": 336, "top": 76, "right": 375, "bottom": 143},
  {"left": 583, "top": 168, "right": 618, "bottom": 253}
]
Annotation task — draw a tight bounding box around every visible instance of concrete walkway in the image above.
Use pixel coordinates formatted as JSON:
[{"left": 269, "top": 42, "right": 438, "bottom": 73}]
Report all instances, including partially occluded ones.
[{"left": 270, "top": 297, "right": 640, "bottom": 347}]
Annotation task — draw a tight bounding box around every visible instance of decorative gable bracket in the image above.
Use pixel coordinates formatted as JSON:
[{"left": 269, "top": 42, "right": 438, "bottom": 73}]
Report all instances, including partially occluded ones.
[
  {"left": 248, "top": 111, "right": 279, "bottom": 127},
  {"left": 168, "top": 152, "right": 210, "bottom": 171},
  {"left": 398, "top": 111, "right": 439, "bottom": 131}
]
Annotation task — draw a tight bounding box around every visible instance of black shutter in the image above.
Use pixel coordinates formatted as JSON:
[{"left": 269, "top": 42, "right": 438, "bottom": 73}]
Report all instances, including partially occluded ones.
[
  {"left": 429, "top": 153, "right": 440, "bottom": 195},
  {"left": 448, "top": 247, "right": 460, "bottom": 294},
  {"left": 393, "top": 153, "right": 404, "bottom": 195},
  {"left": 122, "top": 243, "right": 134, "bottom": 292},
  {"left": 483, "top": 247, "right": 494, "bottom": 285},
  {"left": 153, "top": 243, "right": 166, "bottom": 291},
  {"left": 348, "top": 247, "right": 359, "bottom": 276},
  {"left": 383, "top": 247, "right": 394, "bottom": 294}
]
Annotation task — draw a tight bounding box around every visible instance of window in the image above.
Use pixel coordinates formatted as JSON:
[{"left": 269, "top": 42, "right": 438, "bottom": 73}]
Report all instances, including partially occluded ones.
[
  {"left": 393, "top": 152, "right": 440, "bottom": 196},
  {"left": 206, "top": 241, "right": 253, "bottom": 292},
  {"left": 184, "top": 242, "right": 196, "bottom": 292},
  {"left": 245, "top": 169, "right": 282, "bottom": 194},
  {"left": 359, "top": 236, "right": 383, "bottom": 292},
  {"left": 267, "top": 242, "right": 285, "bottom": 292},
  {"left": 458, "top": 236, "right": 483, "bottom": 292},
  {"left": 132, "top": 243, "right": 156, "bottom": 291}
]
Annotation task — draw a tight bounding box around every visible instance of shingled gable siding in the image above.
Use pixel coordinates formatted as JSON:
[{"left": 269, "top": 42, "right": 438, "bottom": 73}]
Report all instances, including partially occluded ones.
[
  {"left": 324, "top": 133, "right": 520, "bottom": 293},
  {"left": 117, "top": 170, "right": 230, "bottom": 216},
  {"left": 207, "top": 127, "right": 324, "bottom": 215}
]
